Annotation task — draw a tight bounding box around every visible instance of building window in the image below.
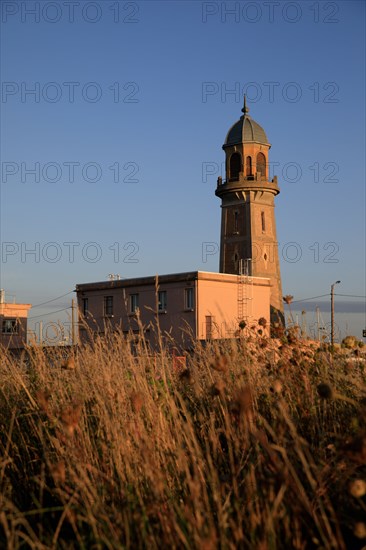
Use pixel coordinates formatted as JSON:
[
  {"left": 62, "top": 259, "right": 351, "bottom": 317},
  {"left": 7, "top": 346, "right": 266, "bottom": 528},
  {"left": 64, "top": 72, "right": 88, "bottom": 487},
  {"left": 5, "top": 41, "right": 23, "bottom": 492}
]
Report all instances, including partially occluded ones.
[
  {"left": 261, "top": 211, "right": 266, "bottom": 232},
  {"left": 158, "top": 291, "right": 167, "bottom": 312},
  {"left": 82, "top": 298, "right": 89, "bottom": 316},
  {"left": 130, "top": 294, "right": 139, "bottom": 314},
  {"left": 229, "top": 152, "right": 241, "bottom": 180},
  {"left": 2, "top": 319, "right": 18, "bottom": 334},
  {"left": 246, "top": 156, "right": 252, "bottom": 176},
  {"left": 256, "top": 152, "right": 266, "bottom": 177},
  {"left": 184, "top": 288, "right": 194, "bottom": 310},
  {"left": 104, "top": 296, "right": 113, "bottom": 316}
]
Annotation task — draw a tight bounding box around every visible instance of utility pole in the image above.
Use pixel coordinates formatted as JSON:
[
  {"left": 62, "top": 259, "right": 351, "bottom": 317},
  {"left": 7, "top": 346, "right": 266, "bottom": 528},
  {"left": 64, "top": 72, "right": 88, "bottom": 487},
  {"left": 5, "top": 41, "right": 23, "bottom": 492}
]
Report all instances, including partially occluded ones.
[
  {"left": 71, "top": 299, "right": 77, "bottom": 346},
  {"left": 331, "top": 280, "right": 341, "bottom": 346},
  {"left": 301, "top": 310, "right": 307, "bottom": 338},
  {"left": 39, "top": 321, "right": 43, "bottom": 346}
]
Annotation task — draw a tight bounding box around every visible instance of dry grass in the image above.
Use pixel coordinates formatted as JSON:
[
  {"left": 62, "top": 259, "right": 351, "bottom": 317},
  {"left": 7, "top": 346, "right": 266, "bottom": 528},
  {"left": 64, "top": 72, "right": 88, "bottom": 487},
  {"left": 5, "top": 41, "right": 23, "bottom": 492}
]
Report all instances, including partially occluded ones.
[{"left": 0, "top": 329, "right": 365, "bottom": 549}]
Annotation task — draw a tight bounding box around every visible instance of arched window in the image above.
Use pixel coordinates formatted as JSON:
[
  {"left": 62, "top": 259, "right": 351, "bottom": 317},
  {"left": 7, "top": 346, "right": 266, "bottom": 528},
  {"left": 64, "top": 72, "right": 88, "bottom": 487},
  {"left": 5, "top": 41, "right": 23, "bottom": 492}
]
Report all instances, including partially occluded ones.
[
  {"left": 246, "top": 156, "right": 252, "bottom": 176},
  {"left": 229, "top": 153, "right": 241, "bottom": 180},
  {"left": 256, "top": 152, "right": 266, "bottom": 177}
]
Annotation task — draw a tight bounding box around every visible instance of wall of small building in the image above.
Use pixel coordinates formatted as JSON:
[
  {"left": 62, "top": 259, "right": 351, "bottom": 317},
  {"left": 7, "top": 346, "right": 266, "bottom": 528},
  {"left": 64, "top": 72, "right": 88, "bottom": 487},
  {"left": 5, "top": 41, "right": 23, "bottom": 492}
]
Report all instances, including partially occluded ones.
[
  {"left": 196, "top": 275, "right": 270, "bottom": 340},
  {"left": 0, "top": 303, "right": 32, "bottom": 349},
  {"left": 78, "top": 280, "right": 197, "bottom": 350}
]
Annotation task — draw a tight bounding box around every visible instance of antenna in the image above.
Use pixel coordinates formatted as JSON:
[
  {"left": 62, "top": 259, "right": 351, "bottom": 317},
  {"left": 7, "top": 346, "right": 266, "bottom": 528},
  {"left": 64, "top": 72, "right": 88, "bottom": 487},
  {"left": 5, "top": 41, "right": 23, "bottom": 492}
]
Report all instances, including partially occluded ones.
[{"left": 107, "top": 274, "right": 121, "bottom": 281}]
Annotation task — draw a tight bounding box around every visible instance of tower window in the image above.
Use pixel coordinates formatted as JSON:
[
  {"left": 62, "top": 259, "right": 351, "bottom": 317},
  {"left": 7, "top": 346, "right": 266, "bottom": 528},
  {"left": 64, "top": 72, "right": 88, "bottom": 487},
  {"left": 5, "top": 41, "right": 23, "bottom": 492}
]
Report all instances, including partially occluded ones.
[
  {"left": 234, "top": 210, "right": 239, "bottom": 233},
  {"left": 261, "top": 211, "right": 266, "bottom": 232},
  {"left": 246, "top": 156, "right": 252, "bottom": 176},
  {"left": 256, "top": 153, "right": 266, "bottom": 177},
  {"left": 229, "top": 153, "right": 241, "bottom": 180}
]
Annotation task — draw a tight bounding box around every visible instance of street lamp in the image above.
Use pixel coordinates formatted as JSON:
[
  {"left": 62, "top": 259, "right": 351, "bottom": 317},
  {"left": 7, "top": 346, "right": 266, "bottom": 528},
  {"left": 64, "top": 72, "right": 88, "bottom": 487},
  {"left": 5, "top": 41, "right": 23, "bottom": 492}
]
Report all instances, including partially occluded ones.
[{"left": 331, "top": 280, "right": 341, "bottom": 346}]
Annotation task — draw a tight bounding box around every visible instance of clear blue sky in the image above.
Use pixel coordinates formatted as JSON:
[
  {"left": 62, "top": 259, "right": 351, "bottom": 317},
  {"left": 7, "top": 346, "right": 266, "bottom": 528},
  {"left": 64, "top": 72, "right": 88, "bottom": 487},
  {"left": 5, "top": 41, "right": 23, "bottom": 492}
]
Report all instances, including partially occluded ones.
[{"left": 1, "top": 0, "right": 365, "bottom": 340}]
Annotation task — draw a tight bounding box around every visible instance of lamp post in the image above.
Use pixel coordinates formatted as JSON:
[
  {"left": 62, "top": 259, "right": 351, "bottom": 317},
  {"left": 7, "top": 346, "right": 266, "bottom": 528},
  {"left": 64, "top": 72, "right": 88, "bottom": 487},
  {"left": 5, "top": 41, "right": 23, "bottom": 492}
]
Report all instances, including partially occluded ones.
[{"left": 331, "top": 280, "right": 341, "bottom": 346}]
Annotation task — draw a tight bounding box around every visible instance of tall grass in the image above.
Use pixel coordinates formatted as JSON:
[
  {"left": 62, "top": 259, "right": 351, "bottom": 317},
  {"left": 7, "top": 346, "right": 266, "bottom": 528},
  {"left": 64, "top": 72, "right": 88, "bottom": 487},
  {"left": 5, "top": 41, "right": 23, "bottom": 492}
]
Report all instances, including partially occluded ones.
[{"left": 0, "top": 330, "right": 365, "bottom": 549}]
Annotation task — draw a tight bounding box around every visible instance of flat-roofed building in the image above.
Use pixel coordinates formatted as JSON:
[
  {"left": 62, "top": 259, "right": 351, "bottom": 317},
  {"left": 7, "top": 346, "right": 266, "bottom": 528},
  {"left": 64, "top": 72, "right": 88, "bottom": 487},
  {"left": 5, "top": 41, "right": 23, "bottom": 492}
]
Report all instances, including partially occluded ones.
[{"left": 76, "top": 271, "right": 270, "bottom": 350}]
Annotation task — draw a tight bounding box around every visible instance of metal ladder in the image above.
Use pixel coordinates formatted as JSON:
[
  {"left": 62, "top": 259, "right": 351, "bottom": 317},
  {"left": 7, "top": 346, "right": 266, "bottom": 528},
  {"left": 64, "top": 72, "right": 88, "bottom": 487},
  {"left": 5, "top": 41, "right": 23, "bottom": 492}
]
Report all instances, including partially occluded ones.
[{"left": 238, "top": 259, "right": 252, "bottom": 321}]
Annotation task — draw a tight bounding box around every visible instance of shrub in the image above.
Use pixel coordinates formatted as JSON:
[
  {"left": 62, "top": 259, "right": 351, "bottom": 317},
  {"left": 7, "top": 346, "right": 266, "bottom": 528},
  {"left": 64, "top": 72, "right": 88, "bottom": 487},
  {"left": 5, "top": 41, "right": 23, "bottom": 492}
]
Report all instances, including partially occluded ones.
[
  {"left": 0, "top": 332, "right": 364, "bottom": 549},
  {"left": 342, "top": 335, "right": 359, "bottom": 349}
]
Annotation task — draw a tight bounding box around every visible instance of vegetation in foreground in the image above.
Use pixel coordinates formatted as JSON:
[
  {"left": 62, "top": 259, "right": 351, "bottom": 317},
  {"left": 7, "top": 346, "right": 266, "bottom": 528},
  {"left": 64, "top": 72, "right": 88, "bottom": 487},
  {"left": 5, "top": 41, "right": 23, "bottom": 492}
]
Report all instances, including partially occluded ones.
[{"left": 0, "top": 329, "right": 365, "bottom": 549}]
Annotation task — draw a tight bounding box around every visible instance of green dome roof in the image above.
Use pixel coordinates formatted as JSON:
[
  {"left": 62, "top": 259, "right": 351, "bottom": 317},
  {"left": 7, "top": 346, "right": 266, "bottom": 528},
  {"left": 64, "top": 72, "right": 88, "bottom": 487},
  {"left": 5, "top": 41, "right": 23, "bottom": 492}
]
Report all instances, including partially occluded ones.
[{"left": 224, "top": 97, "right": 269, "bottom": 147}]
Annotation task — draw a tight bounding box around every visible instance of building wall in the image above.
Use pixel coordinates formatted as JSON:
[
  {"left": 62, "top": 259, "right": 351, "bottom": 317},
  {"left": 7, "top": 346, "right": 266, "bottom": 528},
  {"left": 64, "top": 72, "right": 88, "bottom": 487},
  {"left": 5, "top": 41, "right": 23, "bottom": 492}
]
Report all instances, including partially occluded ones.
[
  {"left": 217, "top": 175, "right": 284, "bottom": 319},
  {"left": 78, "top": 277, "right": 197, "bottom": 350},
  {"left": 0, "top": 303, "right": 32, "bottom": 349},
  {"left": 196, "top": 273, "right": 270, "bottom": 339}
]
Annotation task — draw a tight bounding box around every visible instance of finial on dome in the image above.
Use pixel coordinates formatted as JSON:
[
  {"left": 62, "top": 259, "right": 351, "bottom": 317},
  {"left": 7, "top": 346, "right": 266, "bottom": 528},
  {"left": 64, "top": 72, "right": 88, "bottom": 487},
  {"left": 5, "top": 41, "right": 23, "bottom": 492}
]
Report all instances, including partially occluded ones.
[{"left": 241, "top": 94, "right": 249, "bottom": 115}]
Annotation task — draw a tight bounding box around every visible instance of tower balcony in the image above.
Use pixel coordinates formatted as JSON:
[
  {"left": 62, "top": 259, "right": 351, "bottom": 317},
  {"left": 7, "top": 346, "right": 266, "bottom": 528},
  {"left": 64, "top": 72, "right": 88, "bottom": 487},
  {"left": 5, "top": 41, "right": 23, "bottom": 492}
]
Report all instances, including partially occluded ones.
[{"left": 215, "top": 173, "right": 280, "bottom": 198}]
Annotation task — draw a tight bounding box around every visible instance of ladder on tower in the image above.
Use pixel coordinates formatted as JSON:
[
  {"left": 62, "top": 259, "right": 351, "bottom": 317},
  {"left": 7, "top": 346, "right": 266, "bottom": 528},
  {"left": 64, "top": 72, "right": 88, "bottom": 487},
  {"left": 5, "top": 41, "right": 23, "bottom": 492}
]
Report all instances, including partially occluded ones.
[{"left": 238, "top": 259, "right": 253, "bottom": 322}]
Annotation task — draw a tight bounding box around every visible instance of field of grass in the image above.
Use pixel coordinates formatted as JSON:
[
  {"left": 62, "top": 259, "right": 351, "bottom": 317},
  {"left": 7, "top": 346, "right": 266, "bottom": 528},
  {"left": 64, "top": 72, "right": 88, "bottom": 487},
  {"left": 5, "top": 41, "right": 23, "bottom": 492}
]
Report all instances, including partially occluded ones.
[{"left": 0, "top": 330, "right": 365, "bottom": 549}]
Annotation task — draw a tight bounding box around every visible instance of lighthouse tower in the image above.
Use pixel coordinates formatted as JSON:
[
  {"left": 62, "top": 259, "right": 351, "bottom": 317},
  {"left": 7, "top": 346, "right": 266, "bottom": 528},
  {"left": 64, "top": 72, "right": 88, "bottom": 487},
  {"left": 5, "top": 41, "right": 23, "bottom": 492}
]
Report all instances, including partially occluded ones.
[{"left": 215, "top": 97, "right": 284, "bottom": 324}]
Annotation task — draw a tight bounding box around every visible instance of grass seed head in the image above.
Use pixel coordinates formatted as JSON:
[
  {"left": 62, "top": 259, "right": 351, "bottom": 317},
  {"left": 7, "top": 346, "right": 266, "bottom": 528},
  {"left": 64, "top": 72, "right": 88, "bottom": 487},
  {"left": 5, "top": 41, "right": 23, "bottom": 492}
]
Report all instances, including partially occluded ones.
[
  {"left": 61, "top": 356, "right": 76, "bottom": 370},
  {"left": 60, "top": 401, "right": 82, "bottom": 436},
  {"left": 317, "top": 382, "right": 334, "bottom": 400},
  {"left": 211, "top": 379, "right": 225, "bottom": 397},
  {"left": 354, "top": 522, "right": 366, "bottom": 539},
  {"left": 272, "top": 379, "right": 283, "bottom": 394},
  {"left": 179, "top": 368, "right": 193, "bottom": 383},
  {"left": 210, "top": 355, "right": 229, "bottom": 373},
  {"left": 36, "top": 390, "right": 51, "bottom": 414},
  {"left": 50, "top": 461, "right": 66, "bottom": 485},
  {"left": 232, "top": 386, "right": 253, "bottom": 420},
  {"left": 131, "top": 391, "right": 144, "bottom": 414},
  {"left": 348, "top": 479, "right": 366, "bottom": 498}
]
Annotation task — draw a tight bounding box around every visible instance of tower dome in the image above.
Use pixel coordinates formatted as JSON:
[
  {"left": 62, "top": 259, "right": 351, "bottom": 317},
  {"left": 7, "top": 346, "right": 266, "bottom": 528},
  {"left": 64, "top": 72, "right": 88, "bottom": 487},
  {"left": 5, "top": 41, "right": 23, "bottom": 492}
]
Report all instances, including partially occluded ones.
[{"left": 224, "top": 97, "right": 269, "bottom": 147}]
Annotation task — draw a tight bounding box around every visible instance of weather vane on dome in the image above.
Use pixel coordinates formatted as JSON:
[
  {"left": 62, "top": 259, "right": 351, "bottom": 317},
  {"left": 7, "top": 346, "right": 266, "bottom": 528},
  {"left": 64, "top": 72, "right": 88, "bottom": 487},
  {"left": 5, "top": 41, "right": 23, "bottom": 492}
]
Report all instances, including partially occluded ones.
[{"left": 241, "top": 94, "right": 249, "bottom": 115}]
